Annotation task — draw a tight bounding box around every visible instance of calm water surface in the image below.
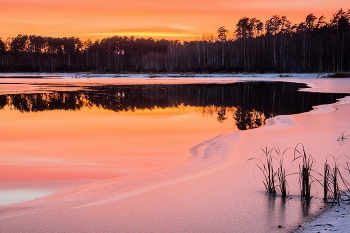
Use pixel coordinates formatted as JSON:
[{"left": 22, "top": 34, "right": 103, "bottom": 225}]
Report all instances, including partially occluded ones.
[{"left": 0, "top": 81, "right": 348, "bottom": 231}]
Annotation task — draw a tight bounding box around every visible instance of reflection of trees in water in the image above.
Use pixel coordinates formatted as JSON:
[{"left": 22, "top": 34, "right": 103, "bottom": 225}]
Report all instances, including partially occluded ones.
[
  {"left": 217, "top": 107, "right": 228, "bottom": 122},
  {"left": 207, "top": 106, "right": 267, "bottom": 129},
  {"left": 233, "top": 107, "right": 268, "bottom": 130},
  {"left": 0, "top": 95, "right": 6, "bottom": 110},
  {"left": 0, "top": 82, "right": 347, "bottom": 130},
  {"left": 4, "top": 93, "right": 88, "bottom": 112}
]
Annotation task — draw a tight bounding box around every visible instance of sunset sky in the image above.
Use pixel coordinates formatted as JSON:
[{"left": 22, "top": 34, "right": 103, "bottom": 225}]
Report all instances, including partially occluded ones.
[{"left": 0, "top": 0, "right": 348, "bottom": 41}]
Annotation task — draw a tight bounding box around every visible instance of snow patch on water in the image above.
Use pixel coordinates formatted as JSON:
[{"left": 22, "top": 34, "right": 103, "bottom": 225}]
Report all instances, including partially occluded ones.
[{"left": 0, "top": 190, "right": 55, "bottom": 205}]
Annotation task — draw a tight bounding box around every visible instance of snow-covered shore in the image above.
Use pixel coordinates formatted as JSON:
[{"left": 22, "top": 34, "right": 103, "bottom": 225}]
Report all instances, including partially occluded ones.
[
  {"left": 0, "top": 76, "right": 349, "bottom": 232},
  {"left": 0, "top": 72, "right": 330, "bottom": 79},
  {"left": 295, "top": 202, "right": 350, "bottom": 232}
]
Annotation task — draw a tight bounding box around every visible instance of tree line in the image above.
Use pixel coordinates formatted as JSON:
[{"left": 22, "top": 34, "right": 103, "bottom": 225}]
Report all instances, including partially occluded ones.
[{"left": 0, "top": 9, "right": 349, "bottom": 73}]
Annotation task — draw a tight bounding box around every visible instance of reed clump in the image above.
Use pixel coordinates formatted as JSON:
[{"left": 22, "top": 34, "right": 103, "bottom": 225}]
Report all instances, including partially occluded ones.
[
  {"left": 250, "top": 143, "right": 350, "bottom": 203},
  {"left": 249, "top": 147, "right": 290, "bottom": 197},
  {"left": 293, "top": 144, "right": 315, "bottom": 201},
  {"left": 276, "top": 148, "right": 289, "bottom": 197},
  {"left": 249, "top": 147, "right": 277, "bottom": 195},
  {"left": 323, "top": 161, "right": 330, "bottom": 202},
  {"left": 322, "top": 156, "right": 350, "bottom": 203}
]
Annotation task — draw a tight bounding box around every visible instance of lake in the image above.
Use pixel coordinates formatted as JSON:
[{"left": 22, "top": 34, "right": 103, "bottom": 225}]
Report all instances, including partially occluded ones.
[{"left": 0, "top": 77, "right": 349, "bottom": 232}]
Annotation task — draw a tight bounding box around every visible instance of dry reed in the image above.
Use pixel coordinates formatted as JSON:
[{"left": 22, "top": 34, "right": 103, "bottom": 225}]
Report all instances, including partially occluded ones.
[
  {"left": 249, "top": 147, "right": 290, "bottom": 196},
  {"left": 293, "top": 144, "right": 315, "bottom": 200},
  {"left": 249, "top": 147, "right": 277, "bottom": 195}
]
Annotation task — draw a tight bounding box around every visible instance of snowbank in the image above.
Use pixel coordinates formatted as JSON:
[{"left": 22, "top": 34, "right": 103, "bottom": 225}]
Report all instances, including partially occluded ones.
[
  {"left": 295, "top": 202, "right": 350, "bottom": 232},
  {"left": 0, "top": 72, "right": 330, "bottom": 79}
]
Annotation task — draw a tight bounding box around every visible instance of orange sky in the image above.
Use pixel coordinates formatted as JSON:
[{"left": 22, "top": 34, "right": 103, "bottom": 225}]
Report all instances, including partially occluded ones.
[{"left": 0, "top": 0, "right": 349, "bottom": 41}]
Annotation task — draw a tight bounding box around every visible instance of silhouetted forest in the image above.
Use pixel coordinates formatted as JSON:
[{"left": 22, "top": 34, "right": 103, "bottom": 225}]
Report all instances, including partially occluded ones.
[
  {"left": 0, "top": 9, "right": 349, "bottom": 73},
  {"left": 1, "top": 82, "right": 347, "bottom": 130}
]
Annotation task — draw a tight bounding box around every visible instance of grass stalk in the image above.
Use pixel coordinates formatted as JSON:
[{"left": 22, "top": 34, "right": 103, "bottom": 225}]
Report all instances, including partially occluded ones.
[
  {"left": 276, "top": 148, "right": 289, "bottom": 197},
  {"left": 337, "top": 129, "right": 350, "bottom": 142},
  {"left": 323, "top": 162, "right": 330, "bottom": 202},
  {"left": 333, "top": 166, "right": 338, "bottom": 200},
  {"left": 263, "top": 147, "right": 277, "bottom": 195},
  {"left": 293, "top": 144, "right": 314, "bottom": 201}
]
